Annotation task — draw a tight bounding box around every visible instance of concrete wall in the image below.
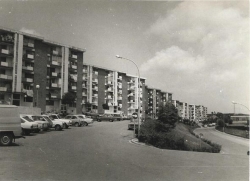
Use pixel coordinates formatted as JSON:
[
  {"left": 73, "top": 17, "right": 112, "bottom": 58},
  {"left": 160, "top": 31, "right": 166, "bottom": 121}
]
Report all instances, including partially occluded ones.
[
  {"left": 18, "top": 106, "right": 41, "bottom": 115},
  {"left": 33, "top": 40, "right": 48, "bottom": 112},
  {"left": 97, "top": 69, "right": 106, "bottom": 114},
  {"left": 76, "top": 51, "right": 83, "bottom": 114}
]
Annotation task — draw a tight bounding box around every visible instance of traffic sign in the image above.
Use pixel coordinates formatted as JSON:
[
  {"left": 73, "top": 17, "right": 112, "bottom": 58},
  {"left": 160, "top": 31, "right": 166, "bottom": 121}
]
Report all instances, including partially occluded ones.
[{"left": 132, "top": 112, "right": 138, "bottom": 119}]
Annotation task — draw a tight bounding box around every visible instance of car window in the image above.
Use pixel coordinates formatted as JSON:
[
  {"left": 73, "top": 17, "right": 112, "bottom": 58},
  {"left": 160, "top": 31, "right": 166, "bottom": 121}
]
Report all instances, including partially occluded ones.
[
  {"left": 72, "top": 116, "right": 77, "bottom": 119},
  {"left": 23, "top": 116, "right": 34, "bottom": 122},
  {"left": 32, "top": 116, "right": 45, "bottom": 121},
  {"left": 21, "top": 118, "right": 25, "bottom": 123},
  {"left": 78, "top": 116, "right": 84, "bottom": 119},
  {"left": 65, "top": 116, "right": 71, "bottom": 119}
]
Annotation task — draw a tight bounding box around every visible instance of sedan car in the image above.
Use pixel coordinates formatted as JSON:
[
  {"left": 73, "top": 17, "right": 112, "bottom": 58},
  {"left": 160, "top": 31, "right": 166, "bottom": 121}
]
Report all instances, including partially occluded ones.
[
  {"left": 20, "top": 115, "right": 49, "bottom": 132},
  {"left": 42, "top": 115, "right": 65, "bottom": 131},
  {"left": 75, "top": 115, "right": 94, "bottom": 126},
  {"left": 65, "top": 115, "right": 84, "bottom": 127},
  {"left": 96, "top": 114, "right": 117, "bottom": 122}
]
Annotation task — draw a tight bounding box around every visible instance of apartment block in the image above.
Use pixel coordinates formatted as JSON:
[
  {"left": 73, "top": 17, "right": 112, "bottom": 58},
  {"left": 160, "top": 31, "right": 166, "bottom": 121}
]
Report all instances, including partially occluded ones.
[
  {"left": 0, "top": 27, "right": 85, "bottom": 114},
  {"left": 0, "top": 27, "right": 208, "bottom": 118}
]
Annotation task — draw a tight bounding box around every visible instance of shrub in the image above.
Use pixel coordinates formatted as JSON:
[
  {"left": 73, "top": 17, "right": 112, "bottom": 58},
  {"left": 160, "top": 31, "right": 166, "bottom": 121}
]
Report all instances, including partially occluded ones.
[{"left": 217, "top": 119, "right": 225, "bottom": 127}]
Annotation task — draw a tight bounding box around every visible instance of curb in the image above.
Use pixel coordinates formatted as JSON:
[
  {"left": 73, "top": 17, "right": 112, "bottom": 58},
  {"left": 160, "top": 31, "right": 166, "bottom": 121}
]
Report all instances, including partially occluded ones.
[{"left": 129, "top": 138, "right": 146, "bottom": 146}]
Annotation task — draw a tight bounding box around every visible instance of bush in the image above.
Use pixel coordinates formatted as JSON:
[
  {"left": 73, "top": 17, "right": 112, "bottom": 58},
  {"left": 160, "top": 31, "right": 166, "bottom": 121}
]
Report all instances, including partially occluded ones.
[
  {"left": 217, "top": 119, "right": 225, "bottom": 127},
  {"left": 138, "top": 119, "right": 189, "bottom": 150}
]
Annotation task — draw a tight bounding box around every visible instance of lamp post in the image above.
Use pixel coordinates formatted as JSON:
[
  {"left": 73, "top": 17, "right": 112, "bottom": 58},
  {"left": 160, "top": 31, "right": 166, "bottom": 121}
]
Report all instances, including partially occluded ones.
[
  {"left": 24, "top": 95, "right": 27, "bottom": 103},
  {"left": 116, "top": 55, "right": 141, "bottom": 138},
  {"left": 232, "top": 101, "right": 250, "bottom": 113},
  {"left": 36, "top": 85, "right": 40, "bottom": 107}
]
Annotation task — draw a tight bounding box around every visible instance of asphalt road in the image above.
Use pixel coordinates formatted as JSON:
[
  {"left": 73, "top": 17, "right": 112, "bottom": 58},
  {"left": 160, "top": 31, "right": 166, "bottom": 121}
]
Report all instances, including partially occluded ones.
[
  {"left": 194, "top": 127, "right": 249, "bottom": 155},
  {"left": 0, "top": 121, "right": 249, "bottom": 181}
]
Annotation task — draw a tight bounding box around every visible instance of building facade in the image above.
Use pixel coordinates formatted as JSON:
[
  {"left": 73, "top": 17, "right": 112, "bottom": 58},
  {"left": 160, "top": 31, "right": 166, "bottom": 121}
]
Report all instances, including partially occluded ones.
[
  {"left": 0, "top": 27, "right": 85, "bottom": 114},
  {"left": 0, "top": 27, "right": 208, "bottom": 118}
]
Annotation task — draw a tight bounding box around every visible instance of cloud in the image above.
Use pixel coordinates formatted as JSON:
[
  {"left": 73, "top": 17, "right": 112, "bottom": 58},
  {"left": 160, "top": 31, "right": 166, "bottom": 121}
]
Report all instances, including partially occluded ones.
[
  {"left": 142, "top": 1, "right": 249, "bottom": 113},
  {"left": 20, "top": 27, "right": 41, "bottom": 36},
  {"left": 140, "top": 46, "right": 205, "bottom": 73}
]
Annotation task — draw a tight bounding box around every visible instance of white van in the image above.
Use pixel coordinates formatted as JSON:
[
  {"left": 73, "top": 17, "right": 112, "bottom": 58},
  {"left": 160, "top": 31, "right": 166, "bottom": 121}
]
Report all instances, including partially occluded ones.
[{"left": 0, "top": 105, "right": 23, "bottom": 146}]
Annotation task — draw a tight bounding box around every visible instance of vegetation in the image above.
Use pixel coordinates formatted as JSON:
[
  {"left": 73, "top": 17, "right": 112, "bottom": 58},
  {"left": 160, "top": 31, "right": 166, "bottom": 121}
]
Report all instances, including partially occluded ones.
[
  {"left": 157, "top": 102, "right": 180, "bottom": 127},
  {"left": 62, "top": 92, "right": 76, "bottom": 105},
  {"left": 138, "top": 103, "right": 221, "bottom": 153}
]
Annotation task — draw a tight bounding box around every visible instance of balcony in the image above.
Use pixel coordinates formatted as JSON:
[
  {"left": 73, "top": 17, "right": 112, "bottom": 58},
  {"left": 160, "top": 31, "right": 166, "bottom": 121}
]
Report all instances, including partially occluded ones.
[
  {"left": 51, "top": 72, "right": 58, "bottom": 77},
  {"left": 118, "top": 76, "right": 122, "bottom": 80},
  {"left": 51, "top": 61, "right": 61, "bottom": 67},
  {"left": 0, "top": 87, "right": 7, "bottom": 92},
  {"left": 92, "top": 79, "right": 98, "bottom": 83},
  {"left": 105, "top": 81, "right": 112, "bottom": 85},
  {"left": 92, "top": 101, "right": 98, "bottom": 105},
  {"left": 23, "top": 77, "right": 33, "bottom": 82},
  {"left": 1, "top": 49, "right": 11, "bottom": 55},
  {"left": 70, "top": 64, "right": 77, "bottom": 69},
  {"left": 51, "top": 94, "right": 60, "bottom": 99},
  {"left": 51, "top": 83, "right": 60, "bottom": 88},
  {"left": 83, "top": 76, "right": 87, "bottom": 81},
  {"left": 71, "top": 54, "right": 77, "bottom": 59},
  {"left": 92, "top": 87, "right": 98, "bottom": 91},
  {"left": 71, "top": 86, "right": 77, "bottom": 90},
  {"left": 128, "top": 94, "right": 134, "bottom": 97},
  {"left": 26, "top": 54, "right": 34, "bottom": 59},
  {"left": 83, "top": 69, "right": 88, "bottom": 73},
  {"left": 82, "top": 92, "right": 87, "bottom": 97},
  {"left": 106, "top": 88, "right": 113, "bottom": 92},
  {"left": 106, "top": 95, "right": 112, "bottom": 99},
  {"left": 22, "top": 66, "right": 34, "bottom": 72},
  {"left": 118, "top": 96, "right": 122, "bottom": 100},
  {"left": 92, "top": 94, "right": 98, "bottom": 97}
]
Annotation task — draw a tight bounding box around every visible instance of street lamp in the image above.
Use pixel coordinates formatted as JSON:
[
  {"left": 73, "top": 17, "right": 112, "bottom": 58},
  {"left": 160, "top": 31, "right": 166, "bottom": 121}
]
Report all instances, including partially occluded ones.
[
  {"left": 116, "top": 55, "right": 141, "bottom": 138},
  {"left": 36, "top": 85, "right": 40, "bottom": 107},
  {"left": 24, "top": 95, "right": 27, "bottom": 102},
  {"left": 232, "top": 101, "right": 250, "bottom": 113}
]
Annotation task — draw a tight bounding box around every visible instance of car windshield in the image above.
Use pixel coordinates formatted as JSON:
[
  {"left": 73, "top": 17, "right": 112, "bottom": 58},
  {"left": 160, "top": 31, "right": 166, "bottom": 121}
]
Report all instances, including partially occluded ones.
[
  {"left": 23, "top": 116, "right": 34, "bottom": 122},
  {"left": 43, "top": 116, "right": 52, "bottom": 122},
  {"left": 57, "top": 115, "right": 61, "bottom": 119},
  {"left": 32, "top": 116, "right": 45, "bottom": 121},
  {"left": 78, "top": 116, "right": 84, "bottom": 119}
]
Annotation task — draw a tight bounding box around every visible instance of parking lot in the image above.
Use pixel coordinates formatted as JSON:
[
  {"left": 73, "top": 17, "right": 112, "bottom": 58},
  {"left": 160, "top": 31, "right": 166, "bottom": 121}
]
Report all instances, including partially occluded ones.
[{"left": 0, "top": 120, "right": 135, "bottom": 181}]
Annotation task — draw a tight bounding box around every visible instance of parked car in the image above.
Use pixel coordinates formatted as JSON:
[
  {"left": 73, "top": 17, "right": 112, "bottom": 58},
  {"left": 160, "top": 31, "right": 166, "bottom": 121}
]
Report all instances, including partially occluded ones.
[
  {"left": 0, "top": 105, "right": 23, "bottom": 146},
  {"left": 84, "top": 112, "right": 100, "bottom": 119},
  {"left": 31, "top": 115, "right": 51, "bottom": 130},
  {"left": 65, "top": 115, "right": 84, "bottom": 127},
  {"left": 20, "top": 116, "right": 39, "bottom": 135},
  {"left": 111, "top": 113, "right": 124, "bottom": 121},
  {"left": 97, "top": 114, "right": 117, "bottom": 122},
  {"left": 42, "top": 115, "right": 64, "bottom": 131},
  {"left": 20, "top": 115, "right": 49, "bottom": 133},
  {"left": 75, "top": 115, "right": 94, "bottom": 126},
  {"left": 47, "top": 114, "right": 72, "bottom": 128}
]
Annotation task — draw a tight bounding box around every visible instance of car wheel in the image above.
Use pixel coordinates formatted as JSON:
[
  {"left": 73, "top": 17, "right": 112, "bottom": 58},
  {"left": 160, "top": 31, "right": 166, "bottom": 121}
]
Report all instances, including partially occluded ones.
[
  {"left": 97, "top": 119, "right": 101, "bottom": 122},
  {"left": 34, "top": 129, "right": 40, "bottom": 133},
  {"left": 82, "top": 122, "right": 88, "bottom": 126},
  {"left": 109, "top": 119, "right": 113, "bottom": 122},
  {"left": 0, "top": 134, "right": 13, "bottom": 146},
  {"left": 75, "top": 122, "right": 79, "bottom": 127},
  {"left": 55, "top": 125, "right": 61, "bottom": 131}
]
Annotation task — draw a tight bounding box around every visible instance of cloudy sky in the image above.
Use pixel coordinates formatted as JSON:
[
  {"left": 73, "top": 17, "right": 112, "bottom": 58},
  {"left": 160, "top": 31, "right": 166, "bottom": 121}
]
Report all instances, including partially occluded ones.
[{"left": 0, "top": 0, "right": 249, "bottom": 114}]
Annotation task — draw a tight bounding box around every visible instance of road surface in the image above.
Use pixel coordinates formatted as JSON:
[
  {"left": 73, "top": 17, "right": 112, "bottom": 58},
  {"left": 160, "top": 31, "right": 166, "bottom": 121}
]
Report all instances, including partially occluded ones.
[{"left": 0, "top": 121, "right": 248, "bottom": 181}]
